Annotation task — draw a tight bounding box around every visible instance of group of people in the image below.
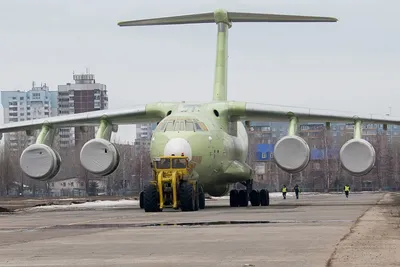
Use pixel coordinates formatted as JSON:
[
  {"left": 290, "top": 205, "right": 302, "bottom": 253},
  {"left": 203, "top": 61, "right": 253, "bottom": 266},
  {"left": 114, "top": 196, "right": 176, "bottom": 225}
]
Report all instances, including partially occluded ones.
[
  {"left": 281, "top": 184, "right": 301, "bottom": 199},
  {"left": 281, "top": 184, "right": 351, "bottom": 199}
]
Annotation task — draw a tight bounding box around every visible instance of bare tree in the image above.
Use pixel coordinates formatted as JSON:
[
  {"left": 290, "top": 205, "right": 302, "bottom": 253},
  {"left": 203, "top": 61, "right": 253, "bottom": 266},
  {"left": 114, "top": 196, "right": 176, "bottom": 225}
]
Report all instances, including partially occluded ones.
[
  {"left": 391, "top": 142, "right": 400, "bottom": 190},
  {"left": 74, "top": 128, "right": 94, "bottom": 194},
  {"left": 133, "top": 141, "right": 151, "bottom": 193},
  {"left": 0, "top": 141, "right": 16, "bottom": 196}
]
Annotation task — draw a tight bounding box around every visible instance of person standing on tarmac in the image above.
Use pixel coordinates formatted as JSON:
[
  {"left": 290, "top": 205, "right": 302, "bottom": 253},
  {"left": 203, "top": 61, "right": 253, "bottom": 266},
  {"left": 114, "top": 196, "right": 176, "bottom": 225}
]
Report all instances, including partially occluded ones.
[
  {"left": 282, "top": 185, "right": 287, "bottom": 199},
  {"left": 294, "top": 184, "right": 300, "bottom": 199},
  {"left": 344, "top": 184, "right": 350, "bottom": 198}
]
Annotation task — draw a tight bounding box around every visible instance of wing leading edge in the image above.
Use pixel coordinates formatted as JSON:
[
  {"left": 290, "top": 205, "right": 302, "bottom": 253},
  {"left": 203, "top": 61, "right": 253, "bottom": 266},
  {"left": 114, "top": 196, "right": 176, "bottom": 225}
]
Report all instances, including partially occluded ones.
[
  {"left": 227, "top": 101, "right": 400, "bottom": 125},
  {"left": 0, "top": 102, "right": 178, "bottom": 134}
]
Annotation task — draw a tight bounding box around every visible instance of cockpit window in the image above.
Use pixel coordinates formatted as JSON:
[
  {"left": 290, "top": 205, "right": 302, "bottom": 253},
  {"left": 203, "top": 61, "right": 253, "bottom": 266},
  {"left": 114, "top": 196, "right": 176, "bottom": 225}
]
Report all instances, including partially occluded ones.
[
  {"left": 194, "top": 123, "right": 203, "bottom": 131},
  {"left": 198, "top": 122, "right": 208, "bottom": 131},
  {"left": 155, "top": 121, "right": 166, "bottom": 132},
  {"left": 165, "top": 121, "right": 175, "bottom": 131},
  {"left": 185, "top": 121, "right": 194, "bottom": 131},
  {"left": 155, "top": 117, "right": 209, "bottom": 132},
  {"left": 174, "top": 121, "right": 185, "bottom": 131}
]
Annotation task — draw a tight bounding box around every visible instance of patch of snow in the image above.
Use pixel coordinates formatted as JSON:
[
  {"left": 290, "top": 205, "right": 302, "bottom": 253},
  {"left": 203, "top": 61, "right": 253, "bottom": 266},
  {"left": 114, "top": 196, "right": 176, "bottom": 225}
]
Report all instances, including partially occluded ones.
[{"left": 25, "top": 199, "right": 139, "bottom": 211}]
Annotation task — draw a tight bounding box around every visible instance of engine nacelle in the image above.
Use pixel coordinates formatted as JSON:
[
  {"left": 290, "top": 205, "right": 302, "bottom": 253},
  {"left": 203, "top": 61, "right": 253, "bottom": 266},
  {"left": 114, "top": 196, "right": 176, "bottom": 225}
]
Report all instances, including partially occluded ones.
[
  {"left": 204, "top": 184, "right": 229, "bottom": 197},
  {"left": 340, "top": 138, "right": 376, "bottom": 176},
  {"left": 20, "top": 144, "right": 61, "bottom": 181},
  {"left": 80, "top": 138, "right": 120, "bottom": 176},
  {"left": 274, "top": 135, "right": 311, "bottom": 173}
]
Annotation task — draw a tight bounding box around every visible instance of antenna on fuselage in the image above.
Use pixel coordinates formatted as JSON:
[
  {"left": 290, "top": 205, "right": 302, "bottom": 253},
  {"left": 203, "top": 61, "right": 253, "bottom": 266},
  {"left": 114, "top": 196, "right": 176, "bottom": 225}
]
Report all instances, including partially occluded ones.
[{"left": 118, "top": 9, "right": 337, "bottom": 102}]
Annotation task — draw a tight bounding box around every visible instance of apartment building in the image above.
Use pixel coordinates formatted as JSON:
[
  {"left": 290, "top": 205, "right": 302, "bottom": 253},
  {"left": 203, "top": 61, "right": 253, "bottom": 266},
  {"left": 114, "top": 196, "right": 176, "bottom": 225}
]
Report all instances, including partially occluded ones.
[
  {"left": 134, "top": 123, "right": 156, "bottom": 152},
  {"left": 57, "top": 72, "right": 108, "bottom": 147},
  {"left": 0, "top": 83, "right": 58, "bottom": 150}
]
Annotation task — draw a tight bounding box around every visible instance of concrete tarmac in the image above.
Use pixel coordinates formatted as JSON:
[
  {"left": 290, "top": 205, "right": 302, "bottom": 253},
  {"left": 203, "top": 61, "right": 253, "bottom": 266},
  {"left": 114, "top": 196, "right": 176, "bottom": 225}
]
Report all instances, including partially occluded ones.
[{"left": 0, "top": 192, "right": 398, "bottom": 267}]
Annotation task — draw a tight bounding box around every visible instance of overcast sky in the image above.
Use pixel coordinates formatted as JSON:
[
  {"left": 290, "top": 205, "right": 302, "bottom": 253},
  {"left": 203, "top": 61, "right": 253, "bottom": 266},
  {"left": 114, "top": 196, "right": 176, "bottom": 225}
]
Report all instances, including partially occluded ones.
[{"left": 0, "top": 0, "right": 399, "bottom": 143}]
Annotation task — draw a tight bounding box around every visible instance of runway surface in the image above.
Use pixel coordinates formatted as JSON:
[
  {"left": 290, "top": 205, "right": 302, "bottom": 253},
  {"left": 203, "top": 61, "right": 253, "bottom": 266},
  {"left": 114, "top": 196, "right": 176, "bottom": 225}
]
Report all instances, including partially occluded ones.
[{"left": 0, "top": 192, "right": 399, "bottom": 267}]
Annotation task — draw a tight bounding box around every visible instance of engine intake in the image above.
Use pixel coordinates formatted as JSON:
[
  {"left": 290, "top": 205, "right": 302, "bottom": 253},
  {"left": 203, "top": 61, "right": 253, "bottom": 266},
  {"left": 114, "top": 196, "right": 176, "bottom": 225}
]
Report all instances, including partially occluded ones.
[
  {"left": 340, "top": 138, "right": 376, "bottom": 176},
  {"left": 274, "top": 135, "right": 310, "bottom": 173},
  {"left": 20, "top": 144, "right": 61, "bottom": 181},
  {"left": 80, "top": 138, "right": 120, "bottom": 176}
]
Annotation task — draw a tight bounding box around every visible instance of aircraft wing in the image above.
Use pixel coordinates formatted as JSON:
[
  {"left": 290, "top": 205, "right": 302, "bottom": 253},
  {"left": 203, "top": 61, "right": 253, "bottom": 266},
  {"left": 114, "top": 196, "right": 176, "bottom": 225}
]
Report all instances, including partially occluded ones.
[
  {"left": 227, "top": 101, "right": 400, "bottom": 125},
  {"left": 0, "top": 103, "right": 175, "bottom": 134}
]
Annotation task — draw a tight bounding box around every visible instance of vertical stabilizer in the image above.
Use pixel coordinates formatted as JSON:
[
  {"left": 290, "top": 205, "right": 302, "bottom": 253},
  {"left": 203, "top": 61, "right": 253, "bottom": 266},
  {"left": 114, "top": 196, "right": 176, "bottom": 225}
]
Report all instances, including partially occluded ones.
[
  {"left": 212, "top": 9, "right": 231, "bottom": 101},
  {"left": 118, "top": 9, "right": 337, "bottom": 102}
]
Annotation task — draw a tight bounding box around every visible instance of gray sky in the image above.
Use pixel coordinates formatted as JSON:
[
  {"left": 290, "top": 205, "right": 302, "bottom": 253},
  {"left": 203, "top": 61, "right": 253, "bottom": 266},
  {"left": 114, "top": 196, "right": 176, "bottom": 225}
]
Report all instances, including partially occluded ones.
[{"left": 0, "top": 0, "right": 399, "bottom": 143}]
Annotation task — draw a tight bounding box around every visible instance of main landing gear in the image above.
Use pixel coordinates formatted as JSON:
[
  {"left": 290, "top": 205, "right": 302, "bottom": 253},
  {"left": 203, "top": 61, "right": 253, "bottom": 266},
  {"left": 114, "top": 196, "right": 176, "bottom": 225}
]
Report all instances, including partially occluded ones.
[{"left": 229, "top": 180, "right": 269, "bottom": 207}]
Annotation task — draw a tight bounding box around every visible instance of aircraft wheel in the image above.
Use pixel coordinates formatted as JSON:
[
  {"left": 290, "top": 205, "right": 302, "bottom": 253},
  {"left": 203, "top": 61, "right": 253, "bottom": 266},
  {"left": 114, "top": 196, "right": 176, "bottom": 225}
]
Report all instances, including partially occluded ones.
[
  {"left": 194, "top": 182, "right": 199, "bottom": 211},
  {"left": 229, "top": 189, "right": 239, "bottom": 207},
  {"left": 260, "top": 189, "right": 270, "bottom": 206},
  {"left": 238, "top": 190, "right": 248, "bottom": 207},
  {"left": 249, "top": 190, "right": 260, "bottom": 206},
  {"left": 139, "top": 191, "right": 144, "bottom": 209},
  {"left": 180, "top": 182, "right": 195, "bottom": 212},
  {"left": 143, "top": 184, "right": 160, "bottom": 212},
  {"left": 199, "top": 187, "right": 205, "bottom": 209}
]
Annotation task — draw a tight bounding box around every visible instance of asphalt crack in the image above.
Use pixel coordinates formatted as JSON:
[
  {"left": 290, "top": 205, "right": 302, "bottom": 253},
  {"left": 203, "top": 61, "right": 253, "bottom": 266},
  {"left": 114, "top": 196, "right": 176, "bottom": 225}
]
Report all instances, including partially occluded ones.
[{"left": 0, "top": 219, "right": 356, "bottom": 231}]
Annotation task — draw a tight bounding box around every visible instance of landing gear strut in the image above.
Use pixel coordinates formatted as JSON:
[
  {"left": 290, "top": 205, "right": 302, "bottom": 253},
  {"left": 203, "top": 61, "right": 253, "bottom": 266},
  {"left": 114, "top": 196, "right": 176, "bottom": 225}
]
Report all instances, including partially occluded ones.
[{"left": 229, "top": 180, "right": 269, "bottom": 207}]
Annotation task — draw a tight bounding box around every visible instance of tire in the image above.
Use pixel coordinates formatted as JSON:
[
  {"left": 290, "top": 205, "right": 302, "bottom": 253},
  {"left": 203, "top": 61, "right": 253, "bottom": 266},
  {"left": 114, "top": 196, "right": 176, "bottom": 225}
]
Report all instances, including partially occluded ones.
[
  {"left": 238, "top": 190, "right": 248, "bottom": 207},
  {"left": 179, "top": 182, "right": 195, "bottom": 212},
  {"left": 249, "top": 190, "right": 260, "bottom": 206},
  {"left": 143, "top": 184, "right": 160, "bottom": 212},
  {"left": 139, "top": 191, "right": 144, "bottom": 209},
  {"left": 229, "top": 189, "right": 239, "bottom": 207},
  {"left": 260, "top": 189, "right": 270, "bottom": 206},
  {"left": 194, "top": 182, "right": 199, "bottom": 211},
  {"left": 199, "top": 190, "right": 205, "bottom": 209}
]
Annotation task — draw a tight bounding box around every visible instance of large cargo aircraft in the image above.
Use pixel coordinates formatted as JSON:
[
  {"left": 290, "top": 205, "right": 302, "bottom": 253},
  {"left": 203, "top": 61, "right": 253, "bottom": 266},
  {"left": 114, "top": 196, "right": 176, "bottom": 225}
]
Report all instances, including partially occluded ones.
[{"left": 1, "top": 9, "right": 399, "bottom": 209}]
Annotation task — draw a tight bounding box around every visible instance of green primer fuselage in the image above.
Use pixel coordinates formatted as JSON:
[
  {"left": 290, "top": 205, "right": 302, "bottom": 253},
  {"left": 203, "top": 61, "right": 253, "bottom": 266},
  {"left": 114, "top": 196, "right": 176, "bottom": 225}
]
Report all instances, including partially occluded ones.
[
  {"left": 119, "top": 9, "right": 336, "bottom": 196},
  {"left": 149, "top": 102, "right": 251, "bottom": 196}
]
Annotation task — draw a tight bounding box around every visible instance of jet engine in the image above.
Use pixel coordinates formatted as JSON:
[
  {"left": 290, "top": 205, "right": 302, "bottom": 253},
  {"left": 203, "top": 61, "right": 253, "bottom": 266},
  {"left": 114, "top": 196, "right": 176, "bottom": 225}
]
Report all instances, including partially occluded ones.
[
  {"left": 20, "top": 144, "right": 62, "bottom": 181},
  {"left": 340, "top": 138, "right": 376, "bottom": 176},
  {"left": 80, "top": 138, "right": 120, "bottom": 176},
  {"left": 274, "top": 135, "right": 311, "bottom": 173}
]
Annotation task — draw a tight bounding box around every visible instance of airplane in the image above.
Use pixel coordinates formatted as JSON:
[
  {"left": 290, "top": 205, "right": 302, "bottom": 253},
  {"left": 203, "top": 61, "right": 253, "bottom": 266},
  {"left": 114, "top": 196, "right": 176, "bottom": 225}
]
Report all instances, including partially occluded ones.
[{"left": 1, "top": 9, "right": 400, "bottom": 212}]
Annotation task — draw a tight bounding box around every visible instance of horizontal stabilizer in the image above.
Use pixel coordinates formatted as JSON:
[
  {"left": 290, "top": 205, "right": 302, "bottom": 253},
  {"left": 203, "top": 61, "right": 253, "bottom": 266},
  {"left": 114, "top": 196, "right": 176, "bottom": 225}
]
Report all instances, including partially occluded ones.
[
  {"left": 118, "top": 9, "right": 337, "bottom": 27},
  {"left": 227, "top": 12, "right": 337, "bottom": 23},
  {"left": 118, "top": 12, "right": 215, "bottom": 27}
]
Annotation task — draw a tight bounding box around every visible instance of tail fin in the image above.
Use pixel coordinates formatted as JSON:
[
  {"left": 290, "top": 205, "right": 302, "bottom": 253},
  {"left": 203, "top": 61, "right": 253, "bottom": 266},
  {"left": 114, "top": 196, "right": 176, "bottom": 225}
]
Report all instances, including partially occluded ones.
[{"left": 118, "top": 9, "right": 338, "bottom": 102}]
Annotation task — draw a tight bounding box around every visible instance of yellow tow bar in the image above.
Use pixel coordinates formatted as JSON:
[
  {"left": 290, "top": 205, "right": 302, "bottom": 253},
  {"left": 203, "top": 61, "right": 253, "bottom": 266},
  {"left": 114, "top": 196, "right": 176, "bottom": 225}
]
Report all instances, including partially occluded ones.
[{"left": 157, "top": 170, "right": 179, "bottom": 210}]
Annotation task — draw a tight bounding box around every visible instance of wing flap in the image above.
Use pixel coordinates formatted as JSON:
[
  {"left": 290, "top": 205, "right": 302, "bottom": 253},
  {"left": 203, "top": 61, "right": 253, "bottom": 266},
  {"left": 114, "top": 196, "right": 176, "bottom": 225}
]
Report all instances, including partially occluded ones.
[{"left": 228, "top": 101, "right": 400, "bottom": 125}]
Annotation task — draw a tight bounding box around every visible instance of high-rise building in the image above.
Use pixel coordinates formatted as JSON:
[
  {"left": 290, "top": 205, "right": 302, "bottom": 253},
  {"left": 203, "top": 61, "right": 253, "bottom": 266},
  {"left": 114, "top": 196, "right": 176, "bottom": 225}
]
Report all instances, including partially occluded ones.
[
  {"left": 0, "top": 83, "right": 58, "bottom": 150},
  {"left": 57, "top": 72, "right": 108, "bottom": 147},
  {"left": 136, "top": 123, "right": 155, "bottom": 140},
  {"left": 134, "top": 123, "right": 156, "bottom": 152}
]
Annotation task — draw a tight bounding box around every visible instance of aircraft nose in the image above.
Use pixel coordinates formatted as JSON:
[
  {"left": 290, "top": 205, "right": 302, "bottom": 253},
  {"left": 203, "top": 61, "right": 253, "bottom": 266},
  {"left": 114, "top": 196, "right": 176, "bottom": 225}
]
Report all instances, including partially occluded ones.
[{"left": 163, "top": 138, "right": 192, "bottom": 160}]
